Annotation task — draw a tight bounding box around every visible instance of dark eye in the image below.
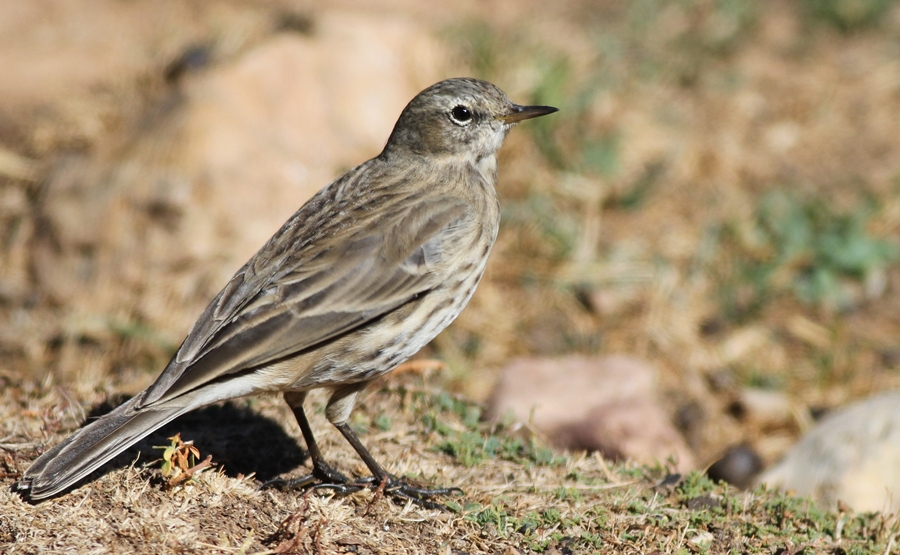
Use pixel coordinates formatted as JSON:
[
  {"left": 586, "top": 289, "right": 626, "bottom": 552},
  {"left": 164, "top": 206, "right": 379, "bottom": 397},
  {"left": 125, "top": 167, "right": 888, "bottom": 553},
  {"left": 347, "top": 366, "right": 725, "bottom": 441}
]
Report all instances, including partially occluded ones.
[{"left": 449, "top": 105, "right": 473, "bottom": 125}]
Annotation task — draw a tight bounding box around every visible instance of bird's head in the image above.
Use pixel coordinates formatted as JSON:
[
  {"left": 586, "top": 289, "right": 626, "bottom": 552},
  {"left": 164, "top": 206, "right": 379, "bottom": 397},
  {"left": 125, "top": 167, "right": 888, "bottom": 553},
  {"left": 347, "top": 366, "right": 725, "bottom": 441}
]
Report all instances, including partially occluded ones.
[{"left": 383, "top": 77, "right": 557, "bottom": 161}]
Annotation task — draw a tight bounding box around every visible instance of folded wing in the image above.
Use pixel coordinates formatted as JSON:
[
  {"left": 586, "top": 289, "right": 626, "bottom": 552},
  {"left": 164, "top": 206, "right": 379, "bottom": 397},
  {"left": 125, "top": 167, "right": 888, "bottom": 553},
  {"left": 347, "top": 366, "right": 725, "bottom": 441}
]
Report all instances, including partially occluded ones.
[{"left": 141, "top": 196, "right": 468, "bottom": 406}]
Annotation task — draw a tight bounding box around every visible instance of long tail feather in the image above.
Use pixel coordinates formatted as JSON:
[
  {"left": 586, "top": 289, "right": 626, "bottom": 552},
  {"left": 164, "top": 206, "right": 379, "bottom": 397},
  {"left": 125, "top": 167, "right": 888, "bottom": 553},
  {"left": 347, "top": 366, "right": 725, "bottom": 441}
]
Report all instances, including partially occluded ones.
[{"left": 17, "top": 395, "right": 192, "bottom": 501}]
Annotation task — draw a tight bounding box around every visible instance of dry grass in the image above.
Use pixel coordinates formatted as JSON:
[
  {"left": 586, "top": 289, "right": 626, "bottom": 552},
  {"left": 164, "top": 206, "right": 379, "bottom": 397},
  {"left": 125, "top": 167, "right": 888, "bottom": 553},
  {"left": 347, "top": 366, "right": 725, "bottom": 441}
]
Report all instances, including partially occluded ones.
[
  {"left": 4, "top": 0, "right": 900, "bottom": 552},
  {"left": 3, "top": 371, "right": 899, "bottom": 554}
]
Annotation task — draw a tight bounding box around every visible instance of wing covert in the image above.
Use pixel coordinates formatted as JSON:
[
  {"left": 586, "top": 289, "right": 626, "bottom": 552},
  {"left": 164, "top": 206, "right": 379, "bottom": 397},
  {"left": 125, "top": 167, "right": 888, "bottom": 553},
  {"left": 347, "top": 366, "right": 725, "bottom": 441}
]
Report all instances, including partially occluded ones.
[{"left": 140, "top": 197, "right": 468, "bottom": 406}]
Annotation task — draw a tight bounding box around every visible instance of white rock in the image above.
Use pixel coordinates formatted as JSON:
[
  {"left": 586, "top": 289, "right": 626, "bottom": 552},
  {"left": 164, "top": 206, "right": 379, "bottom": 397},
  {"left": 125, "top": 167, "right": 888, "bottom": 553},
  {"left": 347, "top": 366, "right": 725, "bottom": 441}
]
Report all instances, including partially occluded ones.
[{"left": 759, "top": 392, "right": 900, "bottom": 512}]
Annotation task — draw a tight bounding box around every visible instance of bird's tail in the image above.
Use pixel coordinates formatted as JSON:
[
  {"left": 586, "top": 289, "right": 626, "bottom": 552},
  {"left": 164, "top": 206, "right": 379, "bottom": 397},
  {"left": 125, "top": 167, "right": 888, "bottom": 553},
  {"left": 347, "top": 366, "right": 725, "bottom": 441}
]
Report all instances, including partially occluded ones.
[{"left": 16, "top": 394, "right": 192, "bottom": 501}]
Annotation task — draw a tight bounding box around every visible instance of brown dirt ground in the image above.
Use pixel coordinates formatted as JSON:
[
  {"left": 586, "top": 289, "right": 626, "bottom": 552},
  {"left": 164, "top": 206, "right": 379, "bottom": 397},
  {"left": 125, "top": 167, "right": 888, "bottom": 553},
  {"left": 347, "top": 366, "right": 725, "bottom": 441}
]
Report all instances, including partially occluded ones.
[{"left": 4, "top": 0, "right": 900, "bottom": 553}]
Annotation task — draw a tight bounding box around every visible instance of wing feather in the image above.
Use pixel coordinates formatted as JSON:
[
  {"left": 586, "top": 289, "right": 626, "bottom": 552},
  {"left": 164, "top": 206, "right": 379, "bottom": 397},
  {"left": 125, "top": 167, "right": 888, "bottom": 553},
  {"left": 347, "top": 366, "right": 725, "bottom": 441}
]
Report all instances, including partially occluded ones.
[{"left": 141, "top": 190, "right": 468, "bottom": 407}]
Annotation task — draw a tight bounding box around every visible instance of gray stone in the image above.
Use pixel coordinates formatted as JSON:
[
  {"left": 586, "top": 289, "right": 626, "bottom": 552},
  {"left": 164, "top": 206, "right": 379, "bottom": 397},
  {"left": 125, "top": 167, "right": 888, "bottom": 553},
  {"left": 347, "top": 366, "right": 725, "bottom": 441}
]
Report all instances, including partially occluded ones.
[{"left": 759, "top": 392, "right": 900, "bottom": 512}]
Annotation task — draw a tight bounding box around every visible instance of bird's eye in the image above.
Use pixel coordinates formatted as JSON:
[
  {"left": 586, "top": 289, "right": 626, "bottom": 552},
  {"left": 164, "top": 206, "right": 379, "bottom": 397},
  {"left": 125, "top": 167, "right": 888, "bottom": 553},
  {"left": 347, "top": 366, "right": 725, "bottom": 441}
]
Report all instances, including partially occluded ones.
[{"left": 449, "top": 105, "right": 473, "bottom": 125}]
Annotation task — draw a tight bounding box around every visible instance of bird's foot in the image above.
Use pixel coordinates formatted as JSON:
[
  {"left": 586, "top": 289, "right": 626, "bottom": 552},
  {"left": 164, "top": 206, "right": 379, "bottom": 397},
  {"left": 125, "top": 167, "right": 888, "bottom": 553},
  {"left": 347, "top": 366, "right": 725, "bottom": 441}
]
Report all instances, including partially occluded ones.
[
  {"left": 261, "top": 468, "right": 462, "bottom": 510},
  {"left": 260, "top": 459, "right": 364, "bottom": 494},
  {"left": 357, "top": 474, "right": 463, "bottom": 511}
]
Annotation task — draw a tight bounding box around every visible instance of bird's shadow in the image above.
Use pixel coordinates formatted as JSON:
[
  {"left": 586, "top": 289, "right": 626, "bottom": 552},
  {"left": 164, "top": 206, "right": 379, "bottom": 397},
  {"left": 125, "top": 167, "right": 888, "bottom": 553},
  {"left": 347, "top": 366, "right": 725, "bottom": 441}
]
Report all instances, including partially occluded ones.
[
  {"left": 23, "top": 396, "right": 308, "bottom": 501},
  {"left": 95, "top": 396, "right": 308, "bottom": 481}
]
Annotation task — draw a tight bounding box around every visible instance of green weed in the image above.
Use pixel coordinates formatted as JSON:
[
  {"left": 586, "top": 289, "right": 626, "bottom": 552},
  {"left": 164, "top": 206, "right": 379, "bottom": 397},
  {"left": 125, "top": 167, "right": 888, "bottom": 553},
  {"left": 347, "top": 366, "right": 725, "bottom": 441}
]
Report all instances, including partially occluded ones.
[
  {"left": 718, "top": 189, "right": 898, "bottom": 316},
  {"left": 802, "top": 0, "right": 898, "bottom": 31}
]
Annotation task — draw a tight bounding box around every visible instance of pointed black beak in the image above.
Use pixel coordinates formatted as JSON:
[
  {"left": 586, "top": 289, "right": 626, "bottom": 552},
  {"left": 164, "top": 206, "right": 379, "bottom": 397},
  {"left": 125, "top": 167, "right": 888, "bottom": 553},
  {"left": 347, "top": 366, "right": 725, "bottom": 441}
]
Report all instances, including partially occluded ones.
[{"left": 499, "top": 104, "right": 559, "bottom": 124}]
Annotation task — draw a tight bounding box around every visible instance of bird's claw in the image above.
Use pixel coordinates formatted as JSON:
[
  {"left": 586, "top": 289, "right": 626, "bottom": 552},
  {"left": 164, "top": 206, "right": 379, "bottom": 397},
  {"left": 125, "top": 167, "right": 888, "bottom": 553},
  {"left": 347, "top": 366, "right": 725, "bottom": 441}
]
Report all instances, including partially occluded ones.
[
  {"left": 260, "top": 471, "right": 462, "bottom": 511},
  {"left": 365, "top": 474, "right": 463, "bottom": 510}
]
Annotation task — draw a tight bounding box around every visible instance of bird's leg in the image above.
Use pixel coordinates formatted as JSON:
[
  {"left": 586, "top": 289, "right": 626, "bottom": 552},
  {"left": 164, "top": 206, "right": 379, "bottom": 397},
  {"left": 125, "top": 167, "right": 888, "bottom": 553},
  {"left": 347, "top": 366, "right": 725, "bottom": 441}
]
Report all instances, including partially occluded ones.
[
  {"left": 263, "top": 385, "right": 462, "bottom": 508},
  {"left": 260, "top": 391, "right": 362, "bottom": 494},
  {"left": 326, "top": 384, "right": 463, "bottom": 510},
  {"left": 332, "top": 421, "right": 462, "bottom": 509}
]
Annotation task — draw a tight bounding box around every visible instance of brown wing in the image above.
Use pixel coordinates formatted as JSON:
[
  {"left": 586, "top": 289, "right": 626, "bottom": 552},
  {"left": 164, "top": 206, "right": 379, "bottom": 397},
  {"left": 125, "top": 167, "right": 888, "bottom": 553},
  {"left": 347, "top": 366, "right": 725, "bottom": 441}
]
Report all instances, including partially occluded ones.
[{"left": 140, "top": 190, "right": 468, "bottom": 407}]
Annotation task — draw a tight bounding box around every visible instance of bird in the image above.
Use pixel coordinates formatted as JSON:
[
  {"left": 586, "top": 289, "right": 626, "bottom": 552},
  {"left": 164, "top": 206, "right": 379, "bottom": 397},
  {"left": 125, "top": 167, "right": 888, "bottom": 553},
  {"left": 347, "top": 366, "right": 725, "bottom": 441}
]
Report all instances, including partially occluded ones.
[{"left": 16, "top": 77, "right": 558, "bottom": 507}]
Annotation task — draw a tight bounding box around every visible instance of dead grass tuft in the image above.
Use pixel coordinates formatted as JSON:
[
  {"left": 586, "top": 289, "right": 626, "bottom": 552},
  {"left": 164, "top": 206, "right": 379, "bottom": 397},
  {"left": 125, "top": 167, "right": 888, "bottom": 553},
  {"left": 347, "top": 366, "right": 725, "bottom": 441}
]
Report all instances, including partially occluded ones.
[
  {"left": 4, "top": 0, "right": 900, "bottom": 552},
  {"left": 3, "top": 373, "right": 899, "bottom": 553}
]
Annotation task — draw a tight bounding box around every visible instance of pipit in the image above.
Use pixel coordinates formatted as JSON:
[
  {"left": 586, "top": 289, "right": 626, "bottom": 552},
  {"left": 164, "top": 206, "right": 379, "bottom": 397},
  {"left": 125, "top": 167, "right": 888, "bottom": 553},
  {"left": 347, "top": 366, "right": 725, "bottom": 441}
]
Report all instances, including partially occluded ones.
[{"left": 17, "top": 77, "right": 557, "bottom": 507}]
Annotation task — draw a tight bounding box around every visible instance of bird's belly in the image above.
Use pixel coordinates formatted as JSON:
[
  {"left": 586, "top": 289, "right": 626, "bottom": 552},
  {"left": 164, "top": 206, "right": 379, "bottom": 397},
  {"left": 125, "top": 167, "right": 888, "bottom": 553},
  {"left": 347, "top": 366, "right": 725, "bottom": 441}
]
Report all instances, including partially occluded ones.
[{"left": 287, "top": 262, "right": 487, "bottom": 390}]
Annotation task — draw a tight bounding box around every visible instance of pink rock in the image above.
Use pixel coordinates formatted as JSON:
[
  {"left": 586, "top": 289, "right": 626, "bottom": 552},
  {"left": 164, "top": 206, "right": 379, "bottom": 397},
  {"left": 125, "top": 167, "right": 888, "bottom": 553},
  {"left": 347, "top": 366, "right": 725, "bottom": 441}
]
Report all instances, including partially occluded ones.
[{"left": 488, "top": 355, "right": 695, "bottom": 471}]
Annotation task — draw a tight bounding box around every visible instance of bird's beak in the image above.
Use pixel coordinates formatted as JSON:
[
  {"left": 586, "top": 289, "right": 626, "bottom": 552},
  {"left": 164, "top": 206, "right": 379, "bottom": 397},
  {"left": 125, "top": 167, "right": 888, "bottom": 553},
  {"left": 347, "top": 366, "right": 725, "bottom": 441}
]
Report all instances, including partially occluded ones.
[{"left": 498, "top": 104, "right": 559, "bottom": 124}]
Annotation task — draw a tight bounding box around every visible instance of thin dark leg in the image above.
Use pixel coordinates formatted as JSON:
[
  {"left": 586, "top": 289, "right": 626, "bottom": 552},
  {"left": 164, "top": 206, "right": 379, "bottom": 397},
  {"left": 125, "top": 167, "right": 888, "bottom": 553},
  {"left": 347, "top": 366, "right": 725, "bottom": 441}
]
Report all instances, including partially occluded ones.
[
  {"left": 264, "top": 387, "right": 462, "bottom": 509},
  {"left": 325, "top": 383, "right": 463, "bottom": 509},
  {"left": 260, "top": 392, "right": 362, "bottom": 494},
  {"left": 289, "top": 396, "right": 352, "bottom": 484},
  {"left": 333, "top": 421, "right": 463, "bottom": 510}
]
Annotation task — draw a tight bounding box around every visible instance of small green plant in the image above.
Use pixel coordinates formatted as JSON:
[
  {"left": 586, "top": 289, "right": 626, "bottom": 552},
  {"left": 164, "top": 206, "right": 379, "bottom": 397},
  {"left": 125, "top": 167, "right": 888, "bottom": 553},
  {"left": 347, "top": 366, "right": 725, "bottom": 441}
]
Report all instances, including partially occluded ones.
[
  {"left": 629, "top": 0, "right": 758, "bottom": 86},
  {"left": 449, "top": 20, "right": 506, "bottom": 80},
  {"left": 464, "top": 503, "right": 511, "bottom": 531},
  {"left": 719, "top": 189, "right": 898, "bottom": 316},
  {"left": 152, "top": 433, "right": 214, "bottom": 489},
  {"left": 419, "top": 392, "right": 563, "bottom": 467},
  {"left": 373, "top": 413, "right": 391, "bottom": 432},
  {"left": 802, "top": 0, "right": 898, "bottom": 31},
  {"left": 676, "top": 471, "right": 720, "bottom": 501},
  {"left": 155, "top": 433, "right": 201, "bottom": 478},
  {"left": 432, "top": 427, "right": 559, "bottom": 467}
]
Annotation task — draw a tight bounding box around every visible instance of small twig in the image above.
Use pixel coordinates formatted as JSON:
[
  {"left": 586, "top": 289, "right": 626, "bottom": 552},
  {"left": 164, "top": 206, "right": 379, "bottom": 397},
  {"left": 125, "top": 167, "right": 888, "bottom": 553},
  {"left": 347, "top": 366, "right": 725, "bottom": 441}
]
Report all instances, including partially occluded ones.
[
  {"left": 272, "top": 491, "right": 313, "bottom": 553},
  {"left": 364, "top": 475, "right": 390, "bottom": 516},
  {"left": 0, "top": 442, "right": 40, "bottom": 451},
  {"left": 166, "top": 455, "right": 213, "bottom": 488}
]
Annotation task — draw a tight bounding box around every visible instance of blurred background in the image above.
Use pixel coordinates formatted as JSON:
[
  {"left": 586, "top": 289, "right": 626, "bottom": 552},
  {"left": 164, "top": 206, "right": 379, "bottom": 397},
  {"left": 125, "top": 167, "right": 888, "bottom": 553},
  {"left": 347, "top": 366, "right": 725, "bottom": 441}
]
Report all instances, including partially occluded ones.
[{"left": 3, "top": 0, "right": 900, "bottom": 507}]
